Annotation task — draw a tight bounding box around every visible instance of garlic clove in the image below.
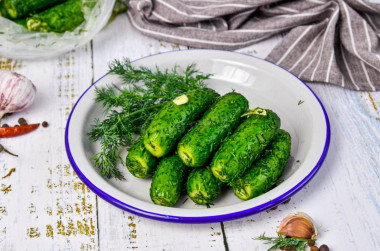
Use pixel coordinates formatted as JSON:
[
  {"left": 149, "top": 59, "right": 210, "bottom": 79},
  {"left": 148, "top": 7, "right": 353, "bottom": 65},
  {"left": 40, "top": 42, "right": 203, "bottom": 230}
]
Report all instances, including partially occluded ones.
[
  {"left": 241, "top": 107, "right": 267, "bottom": 117},
  {"left": 0, "top": 70, "right": 36, "bottom": 119},
  {"left": 173, "top": 94, "right": 189, "bottom": 105},
  {"left": 278, "top": 212, "right": 318, "bottom": 239}
]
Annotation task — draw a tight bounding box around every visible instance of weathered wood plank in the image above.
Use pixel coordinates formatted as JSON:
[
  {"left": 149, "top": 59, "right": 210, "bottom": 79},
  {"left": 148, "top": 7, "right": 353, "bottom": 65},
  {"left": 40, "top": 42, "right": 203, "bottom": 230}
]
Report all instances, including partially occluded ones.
[
  {"left": 360, "top": 92, "right": 380, "bottom": 120},
  {"left": 92, "top": 14, "right": 225, "bottom": 250},
  {"left": 0, "top": 45, "right": 99, "bottom": 250},
  {"left": 1, "top": 3, "right": 380, "bottom": 250}
]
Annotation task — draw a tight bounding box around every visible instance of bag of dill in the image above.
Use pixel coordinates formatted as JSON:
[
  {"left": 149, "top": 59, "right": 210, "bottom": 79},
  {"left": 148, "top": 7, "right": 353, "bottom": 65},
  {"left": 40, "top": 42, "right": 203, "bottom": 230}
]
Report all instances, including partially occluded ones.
[
  {"left": 88, "top": 59, "right": 211, "bottom": 179},
  {"left": 0, "top": 0, "right": 115, "bottom": 59}
]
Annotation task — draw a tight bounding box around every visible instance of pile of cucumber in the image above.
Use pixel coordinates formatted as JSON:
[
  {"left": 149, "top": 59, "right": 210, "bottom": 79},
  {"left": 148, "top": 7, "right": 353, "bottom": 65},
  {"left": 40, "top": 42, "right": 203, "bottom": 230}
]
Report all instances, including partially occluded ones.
[
  {"left": 0, "top": 0, "right": 85, "bottom": 33},
  {"left": 126, "top": 88, "right": 291, "bottom": 207}
]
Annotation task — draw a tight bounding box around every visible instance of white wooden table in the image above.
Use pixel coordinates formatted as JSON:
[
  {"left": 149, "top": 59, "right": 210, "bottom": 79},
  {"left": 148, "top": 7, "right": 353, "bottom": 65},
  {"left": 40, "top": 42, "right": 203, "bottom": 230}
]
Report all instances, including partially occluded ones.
[{"left": 1, "top": 13, "right": 380, "bottom": 251}]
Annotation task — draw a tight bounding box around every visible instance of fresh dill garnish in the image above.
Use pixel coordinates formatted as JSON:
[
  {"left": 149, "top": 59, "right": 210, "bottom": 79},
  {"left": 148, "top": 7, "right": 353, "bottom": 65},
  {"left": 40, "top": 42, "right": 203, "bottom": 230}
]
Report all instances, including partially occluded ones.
[
  {"left": 275, "top": 179, "right": 285, "bottom": 186},
  {"left": 298, "top": 100, "right": 304, "bottom": 105},
  {"left": 255, "top": 233, "right": 313, "bottom": 251},
  {"left": 206, "top": 203, "right": 214, "bottom": 208},
  {"left": 88, "top": 58, "right": 210, "bottom": 179}
]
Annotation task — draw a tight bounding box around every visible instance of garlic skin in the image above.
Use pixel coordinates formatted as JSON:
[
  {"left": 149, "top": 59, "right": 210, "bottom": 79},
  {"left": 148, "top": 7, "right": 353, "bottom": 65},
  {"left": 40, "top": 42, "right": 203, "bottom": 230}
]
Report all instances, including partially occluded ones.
[
  {"left": 0, "top": 70, "right": 36, "bottom": 119},
  {"left": 278, "top": 212, "right": 318, "bottom": 239}
]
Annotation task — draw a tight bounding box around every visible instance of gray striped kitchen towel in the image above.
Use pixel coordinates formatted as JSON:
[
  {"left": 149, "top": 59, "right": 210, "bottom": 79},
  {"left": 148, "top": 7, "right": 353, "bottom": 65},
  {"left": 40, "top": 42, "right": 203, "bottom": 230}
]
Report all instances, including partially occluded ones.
[{"left": 126, "top": 0, "right": 380, "bottom": 91}]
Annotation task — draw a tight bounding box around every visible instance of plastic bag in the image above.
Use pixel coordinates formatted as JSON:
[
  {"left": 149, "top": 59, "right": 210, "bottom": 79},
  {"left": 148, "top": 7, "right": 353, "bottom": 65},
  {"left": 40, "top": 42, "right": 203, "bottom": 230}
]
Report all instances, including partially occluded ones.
[{"left": 0, "top": 0, "right": 116, "bottom": 59}]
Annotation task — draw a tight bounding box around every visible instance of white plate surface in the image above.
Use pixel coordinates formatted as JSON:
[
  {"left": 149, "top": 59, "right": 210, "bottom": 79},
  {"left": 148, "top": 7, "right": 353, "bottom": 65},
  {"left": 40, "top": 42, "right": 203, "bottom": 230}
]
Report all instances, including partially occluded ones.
[{"left": 65, "top": 50, "right": 330, "bottom": 223}]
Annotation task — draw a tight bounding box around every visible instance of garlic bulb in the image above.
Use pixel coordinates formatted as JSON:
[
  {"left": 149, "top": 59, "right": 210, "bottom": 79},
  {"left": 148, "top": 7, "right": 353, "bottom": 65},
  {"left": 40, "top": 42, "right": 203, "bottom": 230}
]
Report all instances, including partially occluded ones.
[
  {"left": 0, "top": 70, "right": 36, "bottom": 119},
  {"left": 278, "top": 212, "right": 318, "bottom": 239}
]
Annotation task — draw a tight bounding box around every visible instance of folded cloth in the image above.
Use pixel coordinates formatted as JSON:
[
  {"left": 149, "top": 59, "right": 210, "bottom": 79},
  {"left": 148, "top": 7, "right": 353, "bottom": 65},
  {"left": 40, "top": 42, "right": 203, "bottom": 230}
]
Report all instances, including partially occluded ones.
[{"left": 126, "top": 0, "right": 380, "bottom": 91}]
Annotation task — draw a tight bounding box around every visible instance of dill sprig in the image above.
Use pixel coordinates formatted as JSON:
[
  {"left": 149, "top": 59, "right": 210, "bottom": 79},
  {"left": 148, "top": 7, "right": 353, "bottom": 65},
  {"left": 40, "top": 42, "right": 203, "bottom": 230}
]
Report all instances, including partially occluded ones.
[
  {"left": 88, "top": 58, "right": 210, "bottom": 179},
  {"left": 255, "top": 233, "right": 312, "bottom": 251}
]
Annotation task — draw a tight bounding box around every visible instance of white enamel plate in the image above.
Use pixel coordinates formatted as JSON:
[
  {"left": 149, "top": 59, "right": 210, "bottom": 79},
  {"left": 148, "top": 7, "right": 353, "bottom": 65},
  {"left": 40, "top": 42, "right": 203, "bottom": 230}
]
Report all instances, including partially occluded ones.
[{"left": 65, "top": 50, "right": 330, "bottom": 223}]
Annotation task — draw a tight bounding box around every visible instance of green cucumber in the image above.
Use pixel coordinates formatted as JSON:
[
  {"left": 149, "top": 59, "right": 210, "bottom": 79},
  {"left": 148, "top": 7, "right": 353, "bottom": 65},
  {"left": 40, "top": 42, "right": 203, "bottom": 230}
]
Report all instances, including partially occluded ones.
[
  {"left": 26, "top": 0, "right": 84, "bottom": 33},
  {"left": 150, "top": 155, "right": 187, "bottom": 207},
  {"left": 231, "top": 129, "right": 291, "bottom": 200},
  {"left": 211, "top": 108, "right": 280, "bottom": 183},
  {"left": 0, "top": 0, "right": 66, "bottom": 19},
  {"left": 187, "top": 167, "right": 224, "bottom": 205},
  {"left": 125, "top": 138, "right": 158, "bottom": 178},
  {"left": 178, "top": 92, "right": 248, "bottom": 167},
  {"left": 13, "top": 19, "right": 27, "bottom": 28},
  {"left": 143, "top": 88, "right": 219, "bottom": 158}
]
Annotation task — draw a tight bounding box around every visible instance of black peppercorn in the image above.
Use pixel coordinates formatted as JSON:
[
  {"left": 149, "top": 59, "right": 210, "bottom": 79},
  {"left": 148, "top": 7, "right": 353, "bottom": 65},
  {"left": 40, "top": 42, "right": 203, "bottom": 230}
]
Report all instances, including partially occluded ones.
[
  {"left": 18, "top": 118, "right": 27, "bottom": 125},
  {"left": 319, "top": 244, "right": 329, "bottom": 251}
]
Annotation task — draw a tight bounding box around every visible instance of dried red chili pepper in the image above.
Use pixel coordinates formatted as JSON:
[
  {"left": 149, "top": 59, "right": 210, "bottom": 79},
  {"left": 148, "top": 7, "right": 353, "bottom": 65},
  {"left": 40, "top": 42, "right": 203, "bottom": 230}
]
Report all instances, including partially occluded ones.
[{"left": 0, "top": 123, "right": 40, "bottom": 138}]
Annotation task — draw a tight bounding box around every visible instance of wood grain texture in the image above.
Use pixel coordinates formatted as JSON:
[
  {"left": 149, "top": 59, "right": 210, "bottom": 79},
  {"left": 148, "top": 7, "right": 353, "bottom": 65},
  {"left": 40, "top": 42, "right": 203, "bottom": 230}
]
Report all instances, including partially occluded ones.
[
  {"left": 1, "top": 6, "right": 380, "bottom": 251},
  {"left": 0, "top": 46, "right": 99, "bottom": 250},
  {"left": 360, "top": 91, "right": 380, "bottom": 119}
]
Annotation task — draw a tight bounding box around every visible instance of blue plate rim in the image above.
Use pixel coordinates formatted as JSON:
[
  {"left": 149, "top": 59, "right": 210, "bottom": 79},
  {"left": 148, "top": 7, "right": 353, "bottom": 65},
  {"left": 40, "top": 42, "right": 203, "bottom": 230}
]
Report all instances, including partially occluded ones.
[{"left": 65, "top": 49, "right": 331, "bottom": 224}]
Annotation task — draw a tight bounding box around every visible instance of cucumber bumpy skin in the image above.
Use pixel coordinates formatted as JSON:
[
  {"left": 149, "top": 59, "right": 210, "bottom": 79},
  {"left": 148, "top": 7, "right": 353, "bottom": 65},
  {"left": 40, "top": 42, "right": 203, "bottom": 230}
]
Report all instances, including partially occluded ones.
[
  {"left": 125, "top": 138, "right": 158, "bottom": 178},
  {"left": 150, "top": 155, "right": 187, "bottom": 207},
  {"left": 178, "top": 92, "right": 248, "bottom": 167},
  {"left": 231, "top": 129, "right": 291, "bottom": 200},
  {"left": 26, "top": 0, "right": 84, "bottom": 33},
  {"left": 187, "top": 167, "right": 224, "bottom": 205},
  {"left": 211, "top": 108, "right": 281, "bottom": 184},
  {"left": 143, "top": 88, "right": 220, "bottom": 158},
  {"left": 0, "top": 0, "right": 65, "bottom": 19}
]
